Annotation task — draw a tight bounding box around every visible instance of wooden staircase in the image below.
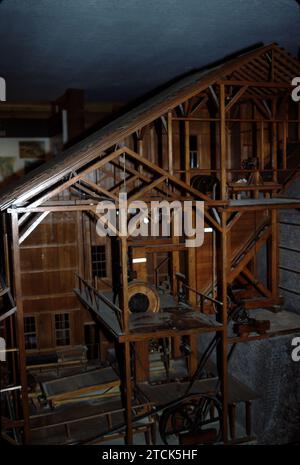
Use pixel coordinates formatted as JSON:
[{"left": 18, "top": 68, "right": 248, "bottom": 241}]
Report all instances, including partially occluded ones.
[{"left": 197, "top": 211, "right": 275, "bottom": 309}]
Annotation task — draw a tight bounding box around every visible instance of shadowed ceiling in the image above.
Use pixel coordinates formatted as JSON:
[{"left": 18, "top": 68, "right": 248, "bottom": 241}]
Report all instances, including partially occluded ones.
[{"left": 0, "top": 0, "right": 299, "bottom": 102}]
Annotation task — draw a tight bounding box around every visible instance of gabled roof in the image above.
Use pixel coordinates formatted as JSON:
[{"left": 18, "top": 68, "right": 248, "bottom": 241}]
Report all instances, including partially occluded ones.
[{"left": 1, "top": 43, "right": 299, "bottom": 210}]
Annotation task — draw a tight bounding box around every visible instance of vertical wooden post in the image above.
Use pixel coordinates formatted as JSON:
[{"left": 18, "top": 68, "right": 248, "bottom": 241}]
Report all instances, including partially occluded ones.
[
  {"left": 185, "top": 121, "right": 191, "bottom": 185},
  {"left": 124, "top": 338, "right": 133, "bottom": 444},
  {"left": 150, "top": 125, "right": 156, "bottom": 164},
  {"left": 272, "top": 99, "right": 278, "bottom": 183},
  {"left": 167, "top": 111, "right": 173, "bottom": 175},
  {"left": 217, "top": 211, "right": 228, "bottom": 443},
  {"left": 135, "top": 341, "right": 149, "bottom": 382},
  {"left": 187, "top": 334, "right": 198, "bottom": 377},
  {"left": 187, "top": 246, "right": 197, "bottom": 306},
  {"left": 282, "top": 99, "right": 289, "bottom": 170},
  {"left": 137, "top": 133, "right": 144, "bottom": 176},
  {"left": 119, "top": 237, "right": 133, "bottom": 444},
  {"left": 11, "top": 210, "right": 30, "bottom": 444},
  {"left": 270, "top": 209, "right": 279, "bottom": 300},
  {"left": 171, "top": 210, "right": 180, "bottom": 296},
  {"left": 260, "top": 120, "right": 264, "bottom": 171},
  {"left": 219, "top": 84, "right": 227, "bottom": 200}
]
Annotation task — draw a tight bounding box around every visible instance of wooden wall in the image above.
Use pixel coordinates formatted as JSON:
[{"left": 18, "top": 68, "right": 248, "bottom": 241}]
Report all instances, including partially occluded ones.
[{"left": 20, "top": 211, "right": 93, "bottom": 352}]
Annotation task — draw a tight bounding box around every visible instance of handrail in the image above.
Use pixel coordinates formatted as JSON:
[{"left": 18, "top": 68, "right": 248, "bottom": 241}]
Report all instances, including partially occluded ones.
[
  {"left": 75, "top": 273, "right": 123, "bottom": 328},
  {"left": 176, "top": 272, "right": 223, "bottom": 312}
]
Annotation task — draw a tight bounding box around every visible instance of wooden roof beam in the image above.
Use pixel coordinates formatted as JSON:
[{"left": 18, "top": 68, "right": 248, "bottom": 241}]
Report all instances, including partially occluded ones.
[
  {"left": 22, "top": 147, "right": 126, "bottom": 209},
  {"left": 220, "top": 80, "right": 293, "bottom": 88},
  {"left": 225, "top": 86, "right": 248, "bottom": 113},
  {"left": 19, "top": 211, "right": 49, "bottom": 244}
]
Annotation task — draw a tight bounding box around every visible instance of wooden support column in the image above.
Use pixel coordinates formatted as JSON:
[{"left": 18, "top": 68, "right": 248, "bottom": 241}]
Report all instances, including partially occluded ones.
[
  {"left": 187, "top": 333, "right": 198, "bottom": 377},
  {"left": 185, "top": 121, "right": 191, "bottom": 185},
  {"left": 120, "top": 237, "right": 133, "bottom": 444},
  {"left": 283, "top": 99, "right": 288, "bottom": 170},
  {"left": 135, "top": 341, "right": 149, "bottom": 382},
  {"left": 219, "top": 84, "right": 227, "bottom": 200},
  {"left": 167, "top": 110, "right": 173, "bottom": 175},
  {"left": 11, "top": 211, "right": 31, "bottom": 444},
  {"left": 269, "top": 209, "right": 279, "bottom": 300},
  {"left": 137, "top": 132, "right": 144, "bottom": 177},
  {"left": 259, "top": 120, "right": 265, "bottom": 171},
  {"left": 150, "top": 124, "right": 156, "bottom": 164},
  {"left": 217, "top": 211, "right": 228, "bottom": 443},
  {"left": 187, "top": 244, "right": 197, "bottom": 306},
  {"left": 171, "top": 211, "right": 180, "bottom": 296},
  {"left": 272, "top": 99, "right": 278, "bottom": 183}
]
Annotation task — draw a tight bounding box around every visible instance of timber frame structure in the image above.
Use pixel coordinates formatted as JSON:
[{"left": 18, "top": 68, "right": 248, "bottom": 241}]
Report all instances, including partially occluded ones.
[{"left": 1, "top": 42, "right": 300, "bottom": 445}]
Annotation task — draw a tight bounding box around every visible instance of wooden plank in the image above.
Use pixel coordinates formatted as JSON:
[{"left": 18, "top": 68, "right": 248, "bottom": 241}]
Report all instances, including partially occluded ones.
[
  {"left": 134, "top": 341, "right": 149, "bottom": 382},
  {"left": 184, "top": 121, "right": 191, "bottom": 184},
  {"left": 217, "top": 211, "right": 228, "bottom": 443},
  {"left": 11, "top": 211, "right": 31, "bottom": 443},
  {"left": 220, "top": 80, "right": 292, "bottom": 88},
  {"left": 270, "top": 209, "right": 279, "bottom": 299},
  {"left": 260, "top": 120, "right": 265, "bottom": 170},
  {"left": 272, "top": 99, "right": 278, "bottom": 182},
  {"left": 118, "top": 323, "right": 224, "bottom": 343},
  {"left": 282, "top": 111, "right": 287, "bottom": 171},
  {"left": 219, "top": 84, "right": 227, "bottom": 200},
  {"left": 167, "top": 111, "right": 173, "bottom": 175}
]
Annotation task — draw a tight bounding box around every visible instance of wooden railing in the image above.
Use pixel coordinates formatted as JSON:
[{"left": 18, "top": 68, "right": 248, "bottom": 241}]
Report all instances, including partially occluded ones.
[
  {"left": 176, "top": 272, "right": 223, "bottom": 313},
  {"left": 75, "top": 273, "right": 123, "bottom": 333}
]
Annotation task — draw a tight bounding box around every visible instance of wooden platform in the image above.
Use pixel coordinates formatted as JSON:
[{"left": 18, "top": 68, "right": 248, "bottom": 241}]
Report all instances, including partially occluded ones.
[
  {"left": 129, "top": 308, "right": 222, "bottom": 340},
  {"left": 137, "top": 373, "right": 258, "bottom": 405},
  {"left": 74, "top": 286, "right": 223, "bottom": 342},
  {"left": 229, "top": 309, "right": 300, "bottom": 344},
  {"left": 225, "top": 197, "right": 300, "bottom": 212}
]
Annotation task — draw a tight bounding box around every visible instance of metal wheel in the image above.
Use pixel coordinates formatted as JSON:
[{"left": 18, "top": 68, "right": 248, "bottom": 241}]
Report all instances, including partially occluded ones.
[{"left": 159, "top": 394, "right": 222, "bottom": 445}]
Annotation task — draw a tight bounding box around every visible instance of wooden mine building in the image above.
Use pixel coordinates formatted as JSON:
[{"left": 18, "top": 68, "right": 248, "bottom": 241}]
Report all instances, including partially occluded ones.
[{"left": 1, "top": 43, "right": 300, "bottom": 445}]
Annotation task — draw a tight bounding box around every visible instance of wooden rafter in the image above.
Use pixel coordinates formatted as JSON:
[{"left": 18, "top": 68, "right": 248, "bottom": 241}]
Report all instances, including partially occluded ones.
[
  {"left": 226, "top": 211, "right": 244, "bottom": 231},
  {"left": 225, "top": 86, "right": 248, "bottom": 113},
  {"left": 81, "top": 178, "right": 119, "bottom": 201},
  {"left": 189, "top": 94, "right": 209, "bottom": 115},
  {"left": 111, "top": 161, "right": 178, "bottom": 199},
  {"left": 19, "top": 211, "right": 49, "bottom": 245},
  {"left": 26, "top": 147, "right": 126, "bottom": 209},
  {"left": 128, "top": 176, "right": 167, "bottom": 202}
]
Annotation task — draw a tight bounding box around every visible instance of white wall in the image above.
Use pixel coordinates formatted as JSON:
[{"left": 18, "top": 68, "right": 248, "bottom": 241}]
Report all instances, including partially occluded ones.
[{"left": 0, "top": 137, "right": 50, "bottom": 181}]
